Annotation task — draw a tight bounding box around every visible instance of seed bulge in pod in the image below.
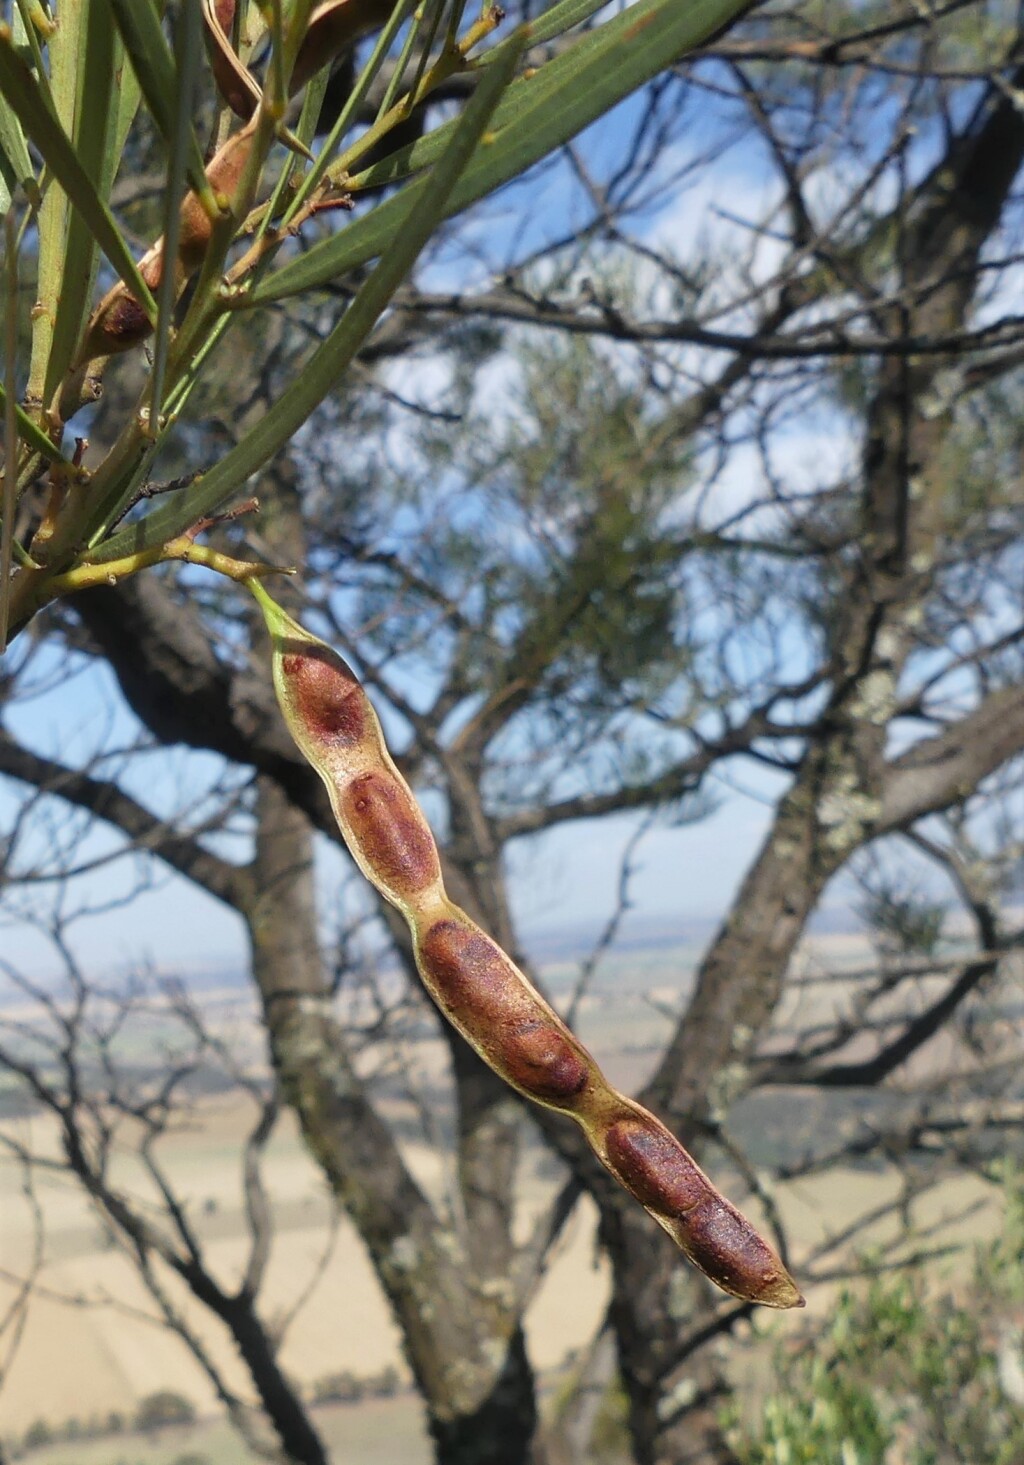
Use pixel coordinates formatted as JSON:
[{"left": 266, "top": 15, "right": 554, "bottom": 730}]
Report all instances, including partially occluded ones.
[
  {"left": 604, "top": 1119, "right": 707, "bottom": 1217},
  {"left": 504, "top": 1020, "right": 589, "bottom": 1104},
  {"left": 419, "top": 919, "right": 531, "bottom": 1031},
  {"left": 281, "top": 641, "right": 366, "bottom": 747},
  {"left": 675, "top": 1195, "right": 802, "bottom": 1308},
  {"left": 340, "top": 770, "right": 440, "bottom": 898}
]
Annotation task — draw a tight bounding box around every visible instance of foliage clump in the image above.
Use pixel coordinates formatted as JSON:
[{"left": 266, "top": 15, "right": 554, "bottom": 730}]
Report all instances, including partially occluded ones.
[
  {"left": 311, "top": 1364, "right": 401, "bottom": 1404},
  {"left": 134, "top": 1389, "right": 197, "bottom": 1432},
  {"left": 729, "top": 1176, "right": 1024, "bottom": 1465}
]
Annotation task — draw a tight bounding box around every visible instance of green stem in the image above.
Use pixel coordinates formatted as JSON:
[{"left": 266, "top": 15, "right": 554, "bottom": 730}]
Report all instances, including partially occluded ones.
[{"left": 10, "top": 536, "right": 291, "bottom": 636}]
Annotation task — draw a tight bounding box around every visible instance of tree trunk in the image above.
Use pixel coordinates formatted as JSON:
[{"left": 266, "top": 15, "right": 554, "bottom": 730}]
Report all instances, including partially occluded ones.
[
  {"left": 647, "top": 739, "right": 856, "bottom": 1129},
  {"left": 238, "top": 477, "right": 543, "bottom": 1463},
  {"left": 598, "top": 69, "right": 1024, "bottom": 1464},
  {"left": 250, "top": 770, "right": 541, "bottom": 1464},
  {"left": 601, "top": 1207, "right": 740, "bottom": 1465},
  {"left": 428, "top": 1328, "right": 539, "bottom": 1465}
]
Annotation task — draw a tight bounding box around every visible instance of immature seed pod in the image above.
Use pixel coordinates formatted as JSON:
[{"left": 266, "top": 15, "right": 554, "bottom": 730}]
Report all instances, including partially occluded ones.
[
  {"left": 79, "top": 119, "right": 258, "bottom": 361},
  {"left": 203, "top": 0, "right": 397, "bottom": 120},
  {"left": 58, "top": 120, "right": 260, "bottom": 422},
  {"left": 202, "top": 0, "right": 263, "bottom": 120},
  {"left": 251, "top": 584, "right": 804, "bottom": 1309},
  {"left": 291, "top": 0, "right": 398, "bottom": 96}
]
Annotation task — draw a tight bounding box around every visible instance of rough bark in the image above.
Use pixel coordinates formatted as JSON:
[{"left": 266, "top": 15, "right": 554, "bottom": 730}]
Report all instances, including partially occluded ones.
[{"left": 595, "top": 62, "right": 1024, "bottom": 1465}]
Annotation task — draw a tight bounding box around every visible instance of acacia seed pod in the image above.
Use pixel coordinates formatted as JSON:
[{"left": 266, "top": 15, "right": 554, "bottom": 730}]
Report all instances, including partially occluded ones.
[
  {"left": 72, "top": 119, "right": 258, "bottom": 378},
  {"left": 339, "top": 770, "right": 441, "bottom": 901},
  {"left": 178, "top": 117, "right": 259, "bottom": 272},
  {"left": 418, "top": 918, "right": 590, "bottom": 1101},
  {"left": 291, "top": 0, "right": 397, "bottom": 97},
  {"left": 251, "top": 584, "right": 804, "bottom": 1310},
  {"left": 77, "top": 247, "right": 168, "bottom": 365},
  {"left": 203, "top": 0, "right": 395, "bottom": 120},
  {"left": 202, "top": 0, "right": 263, "bottom": 120}
]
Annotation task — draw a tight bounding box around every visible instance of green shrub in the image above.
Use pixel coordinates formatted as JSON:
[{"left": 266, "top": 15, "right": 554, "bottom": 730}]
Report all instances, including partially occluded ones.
[
  {"left": 21, "top": 1419, "right": 51, "bottom": 1451},
  {"left": 364, "top": 1366, "right": 401, "bottom": 1398},
  {"left": 729, "top": 1173, "right": 1024, "bottom": 1465},
  {"left": 135, "top": 1390, "right": 197, "bottom": 1431},
  {"left": 312, "top": 1370, "right": 364, "bottom": 1404}
]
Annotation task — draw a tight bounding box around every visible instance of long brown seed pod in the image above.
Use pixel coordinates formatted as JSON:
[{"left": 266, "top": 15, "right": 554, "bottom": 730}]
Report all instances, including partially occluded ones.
[
  {"left": 250, "top": 583, "right": 803, "bottom": 1309},
  {"left": 291, "top": 0, "right": 398, "bottom": 97}
]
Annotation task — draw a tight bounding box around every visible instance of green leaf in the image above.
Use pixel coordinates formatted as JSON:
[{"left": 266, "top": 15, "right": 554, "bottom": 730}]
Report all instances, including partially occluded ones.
[
  {"left": 245, "top": 0, "right": 752, "bottom": 305},
  {"left": 1, "top": 214, "right": 17, "bottom": 649},
  {"left": 23, "top": 0, "right": 77, "bottom": 411},
  {"left": 104, "top": 0, "right": 220, "bottom": 212},
  {"left": 149, "top": 0, "right": 206, "bottom": 426},
  {"left": 491, "top": 0, "right": 610, "bottom": 53},
  {"left": 95, "top": 24, "right": 529, "bottom": 561},
  {"left": 0, "top": 380, "right": 69, "bottom": 461},
  {"left": 0, "top": 92, "right": 36, "bottom": 207},
  {"left": 0, "top": 23, "right": 158, "bottom": 331},
  {"left": 12, "top": 0, "right": 53, "bottom": 97},
  {"left": 42, "top": 1, "right": 122, "bottom": 410},
  {"left": 111, "top": 1, "right": 156, "bottom": 167}
]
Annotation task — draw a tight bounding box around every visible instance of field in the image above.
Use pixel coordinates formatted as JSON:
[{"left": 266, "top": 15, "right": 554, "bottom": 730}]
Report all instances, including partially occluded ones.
[
  {"left": 10, "top": 1397, "right": 430, "bottom": 1465},
  {"left": 0, "top": 927, "right": 1013, "bottom": 1463}
]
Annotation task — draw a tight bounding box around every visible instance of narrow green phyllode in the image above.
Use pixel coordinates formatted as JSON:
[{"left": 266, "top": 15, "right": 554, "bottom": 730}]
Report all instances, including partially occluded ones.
[{"left": 251, "top": 582, "right": 804, "bottom": 1310}]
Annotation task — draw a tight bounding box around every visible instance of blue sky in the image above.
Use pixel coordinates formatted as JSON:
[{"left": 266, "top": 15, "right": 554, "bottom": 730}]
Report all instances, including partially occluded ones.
[
  {"left": 0, "top": 10, "right": 958, "bottom": 983},
  {"left": 0, "top": 593, "right": 803, "bottom": 979}
]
